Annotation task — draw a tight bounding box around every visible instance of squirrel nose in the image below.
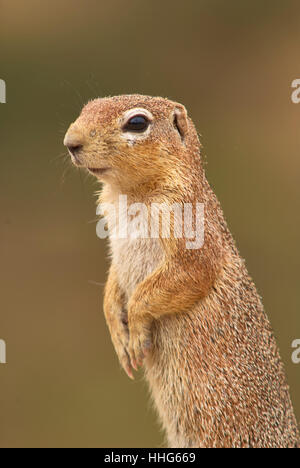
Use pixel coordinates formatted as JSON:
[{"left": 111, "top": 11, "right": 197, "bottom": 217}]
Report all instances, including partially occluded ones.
[
  {"left": 64, "top": 127, "right": 85, "bottom": 158},
  {"left": 66, "top": 142, "right": 83, "bottom": 158}
]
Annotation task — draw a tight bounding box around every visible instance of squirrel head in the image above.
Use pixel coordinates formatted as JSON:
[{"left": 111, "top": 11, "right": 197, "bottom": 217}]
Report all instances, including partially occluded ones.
[{"left": 64, "top": 95, "right": 201, "bottom": 193}]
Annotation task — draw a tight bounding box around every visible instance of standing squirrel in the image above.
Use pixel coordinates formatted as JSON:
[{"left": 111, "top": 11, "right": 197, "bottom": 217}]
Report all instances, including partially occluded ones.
[{"left": 64, "top": 94, "right": 299, "bottom": 448}]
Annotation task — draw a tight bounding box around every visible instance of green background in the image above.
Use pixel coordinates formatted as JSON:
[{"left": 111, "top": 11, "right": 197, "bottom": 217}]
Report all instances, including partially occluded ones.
[{"left": 0, "top": 0, "right": 299, "bottom": 448}]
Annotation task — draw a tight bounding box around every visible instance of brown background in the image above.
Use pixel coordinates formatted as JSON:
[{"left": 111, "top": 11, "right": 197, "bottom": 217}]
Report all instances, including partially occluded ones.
[{"left": 0, "top": 0, "right": 299, "bottom": 448}]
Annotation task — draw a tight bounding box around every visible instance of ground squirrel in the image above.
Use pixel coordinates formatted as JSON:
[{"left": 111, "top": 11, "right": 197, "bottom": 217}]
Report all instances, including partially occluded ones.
[{"left": 64, "top": 94, "right": 299, "bottom": 448}]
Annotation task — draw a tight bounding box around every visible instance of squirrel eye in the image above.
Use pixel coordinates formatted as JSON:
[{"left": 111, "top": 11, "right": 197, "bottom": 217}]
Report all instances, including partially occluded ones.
[{"left": 123, "top": 115, "right": 149, "bottom": 133}]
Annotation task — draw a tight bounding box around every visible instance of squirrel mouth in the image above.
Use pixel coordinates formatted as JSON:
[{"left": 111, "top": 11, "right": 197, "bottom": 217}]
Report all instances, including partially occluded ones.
[{"left": 87, "top": 167, "right": 110, "bottom": 176}]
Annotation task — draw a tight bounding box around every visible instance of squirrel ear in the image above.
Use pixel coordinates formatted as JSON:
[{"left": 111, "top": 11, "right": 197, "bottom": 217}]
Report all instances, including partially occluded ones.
[{"left": 173, "top": 105, "right": 188, "bottom": 142}]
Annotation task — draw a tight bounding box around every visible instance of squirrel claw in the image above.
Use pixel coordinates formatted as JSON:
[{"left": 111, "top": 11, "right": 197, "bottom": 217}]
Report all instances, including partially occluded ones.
[
  {"left": 125, "top": 364, "right": 135, "bottom": 380},
  {"left": 131, "top": 359, "right": 138, "bottom": 371}
]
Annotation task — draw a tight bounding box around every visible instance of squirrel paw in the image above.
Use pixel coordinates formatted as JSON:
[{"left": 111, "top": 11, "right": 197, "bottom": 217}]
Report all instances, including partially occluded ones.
[
  {"left": 107, "top": 310, "right": 134, "bottom": 379},
  {"left": 128, "top": 317, "right": 153, "bottom": 371}
]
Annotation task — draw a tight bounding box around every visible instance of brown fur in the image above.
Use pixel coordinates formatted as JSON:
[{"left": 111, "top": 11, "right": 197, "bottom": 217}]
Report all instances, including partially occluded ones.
[{"left": 64, "top": 94, "right": 299, "bottom": 448}]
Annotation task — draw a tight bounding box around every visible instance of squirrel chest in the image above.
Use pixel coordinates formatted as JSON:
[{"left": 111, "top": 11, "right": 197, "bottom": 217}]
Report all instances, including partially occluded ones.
[
  {"left": 111, "top": 236, "right": 163, "bottom": 299},
  {"left": 106, "top": 198, "right": 164, "bottom": 299}
]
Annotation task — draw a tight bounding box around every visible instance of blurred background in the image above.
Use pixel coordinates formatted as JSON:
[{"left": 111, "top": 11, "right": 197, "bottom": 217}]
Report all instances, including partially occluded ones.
[{"left": 0, "top": 0, "right": 299, "bottom": 448}]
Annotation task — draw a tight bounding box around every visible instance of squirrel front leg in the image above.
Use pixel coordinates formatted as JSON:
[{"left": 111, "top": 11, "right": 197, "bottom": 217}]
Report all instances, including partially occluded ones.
[
  {"left": 128, "top": 238, "right": 223, "bottom": 369},
  {"left": 103, "top": 265, "right": 134, "bottom": 379}
]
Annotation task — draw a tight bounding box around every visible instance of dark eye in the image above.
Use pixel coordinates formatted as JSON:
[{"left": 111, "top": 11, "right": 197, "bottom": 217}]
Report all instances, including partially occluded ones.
[{"left": 123, "top": 115, "right": 150, "bottom": 133}]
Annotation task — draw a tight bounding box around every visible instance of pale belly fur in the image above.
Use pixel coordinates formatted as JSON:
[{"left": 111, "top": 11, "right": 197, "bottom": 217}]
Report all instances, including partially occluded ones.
[{"left": 110, "top": 236, "right": 163, "bottom": 299}]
